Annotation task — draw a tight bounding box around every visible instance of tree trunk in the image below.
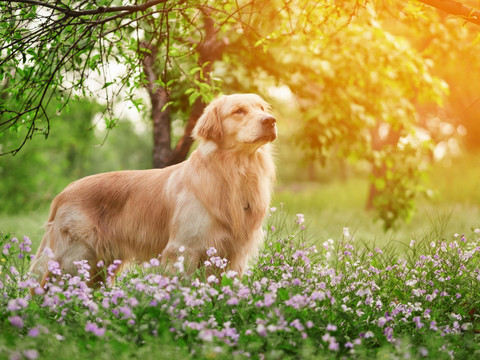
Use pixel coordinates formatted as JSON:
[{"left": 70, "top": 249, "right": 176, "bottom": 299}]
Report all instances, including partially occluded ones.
[
  {"left": 168, "top": 97, "right": 205, "bottom": 165},
  {"left": 140, "top": 42, "right": 173, "bottom": 168},
  {"left": 141, "top": 12, "right": 227, "bottom": 169},
  {"left": 151, "top": 91, "right": 172, "bottom": 168}
]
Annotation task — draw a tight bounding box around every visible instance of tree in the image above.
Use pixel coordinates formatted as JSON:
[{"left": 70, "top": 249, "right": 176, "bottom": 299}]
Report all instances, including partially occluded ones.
[
  {"left": 228, "top": 2, "right": 447, "bottom": 228},
  {"left": 0, "top": 0, "right": 243, "bottom": 167},
  {"left": 1, "top": 0, "right": 476, "bottom": 228},
  {"left": 377, "top": 1, "right": 480, "bottom": 153}
]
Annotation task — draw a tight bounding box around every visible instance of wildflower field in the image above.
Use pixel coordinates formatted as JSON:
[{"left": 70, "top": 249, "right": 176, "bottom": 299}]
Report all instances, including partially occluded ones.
[{"left": 1, "top": 207, "right": 480, "bottom": 360}]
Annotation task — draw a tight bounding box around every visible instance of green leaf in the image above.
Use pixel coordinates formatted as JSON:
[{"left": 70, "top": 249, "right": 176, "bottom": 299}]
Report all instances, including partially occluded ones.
[{"left": 277, "top": 288, "right": 289, "bottom": 301}]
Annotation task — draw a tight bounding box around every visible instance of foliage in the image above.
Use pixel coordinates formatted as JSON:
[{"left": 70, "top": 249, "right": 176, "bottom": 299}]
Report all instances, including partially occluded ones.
[
  {"left": 1, "top": 209, "right": 480, "bottom": 359},
  {"left": 377, "top": 0, "right": 480, "bottom": 152},
  {"left": 0, "top": 0, "right": 226, "bottom": 162},
  {"left": 0, "top": 98, "right": 151, "bottom": 214},
  {"left": 230, "top": 2, "right": 448, "bottom": 228},
  {"left": 0, "top": 0, "right": 475, "bottom": 228}
]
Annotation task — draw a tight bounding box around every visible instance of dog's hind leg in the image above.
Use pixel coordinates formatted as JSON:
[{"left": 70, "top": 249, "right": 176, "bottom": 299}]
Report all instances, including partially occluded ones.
[
  {"left": 29, "top": 222, "right": 57, "bottom": 291},
  {"left": 31, "top": 206, "right": 107, "bottom": 290},
  {"left": 55, "top": 241, "right": 98, "bottom": 279}
]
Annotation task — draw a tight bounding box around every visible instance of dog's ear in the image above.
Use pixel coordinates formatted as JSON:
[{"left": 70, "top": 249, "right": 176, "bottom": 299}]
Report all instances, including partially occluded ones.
[{"left": 192, "top": 97, "right": 224, "bottom": 143}]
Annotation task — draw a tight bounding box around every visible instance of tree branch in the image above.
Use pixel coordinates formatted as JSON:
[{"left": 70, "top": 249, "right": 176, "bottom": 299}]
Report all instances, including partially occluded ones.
[
  {"left": 3, "top": 0, "right": 170, "bottom": 17},
  {"left": 417, "top": 0, "right": 480, "bottom": 26}
]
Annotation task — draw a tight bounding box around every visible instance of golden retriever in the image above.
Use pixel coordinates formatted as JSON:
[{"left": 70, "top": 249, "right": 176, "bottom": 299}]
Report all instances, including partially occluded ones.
[{"left": 30, "top": 93, "right": 276, "bottom": 287}]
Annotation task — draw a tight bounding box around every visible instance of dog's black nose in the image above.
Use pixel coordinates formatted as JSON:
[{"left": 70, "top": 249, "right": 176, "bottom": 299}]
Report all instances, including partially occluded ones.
[{"left": 261, "top": 115, "right": 276, "bottom": 127}]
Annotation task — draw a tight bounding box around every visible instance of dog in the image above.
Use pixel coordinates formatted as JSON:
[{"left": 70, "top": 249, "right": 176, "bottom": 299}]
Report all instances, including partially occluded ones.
[{"left": 29, "top": 93, "right": 276, "bottom": 287}]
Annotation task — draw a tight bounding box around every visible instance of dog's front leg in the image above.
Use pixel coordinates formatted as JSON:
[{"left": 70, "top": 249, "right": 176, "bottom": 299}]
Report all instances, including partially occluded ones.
[{"left": 160, "top": 245, "right": 201, "bottom": 276}]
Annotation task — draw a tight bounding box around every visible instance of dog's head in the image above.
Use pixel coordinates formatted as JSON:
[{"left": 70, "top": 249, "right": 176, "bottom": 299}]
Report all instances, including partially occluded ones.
[{"left": 192, "top": 94, "right": 277, "bottom": 148}]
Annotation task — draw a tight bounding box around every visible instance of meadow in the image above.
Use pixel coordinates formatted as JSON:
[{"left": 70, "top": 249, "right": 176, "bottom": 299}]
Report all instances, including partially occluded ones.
[{"left": 1, "top": 155, "right": 480, "bottom": 359}]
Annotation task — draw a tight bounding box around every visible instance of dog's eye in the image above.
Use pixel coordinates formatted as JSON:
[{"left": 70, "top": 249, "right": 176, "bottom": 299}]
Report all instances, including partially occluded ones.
[{"left": 232, "top": 108, "right": 246, "bottom": 116}]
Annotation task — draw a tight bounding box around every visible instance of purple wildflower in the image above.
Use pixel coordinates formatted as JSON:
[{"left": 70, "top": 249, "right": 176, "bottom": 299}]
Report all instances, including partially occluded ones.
[
  {"left": 23, "top": 350, "right": 39, "bottom": 360},
  {"left": 413, "top": 316, "right": 424, "bottom": 329},
  {"left": 296, "top": 213, "right": 305, "bottom": 225},
  {"left": 226, "top": 297, "right": 239, "bottom": 306},
  {"left": 206, "top": 247, "right": 217, "bottom": 257},
  {"left": 328, "top": 340, "right": 339, "bottom": 351},
  {"left": 3, "top": 243, "right": 11, "bottom": 255},
  {"left": 47, "top": 260, "right": 62, "bottom": 276},
  {"left": 207, "top": 275, "right": 218, "bottom": 284},
  {"left": 85, "top": 322, "right": 106, "bottom": 336},
  {"left": 9, "top": 316, "right": 24, "bottom": 328},
  {"left": 256, "top": 323, "right": 267, "bottom": 337},
  {"left": 28, "top": 327, "right": 40, "bottom": 337},
  {"left": 290, "top": 319, "right": 305, "bottom": 331},
  {"left": 326, "top": 324, "right": 337, "bottom": 331}
]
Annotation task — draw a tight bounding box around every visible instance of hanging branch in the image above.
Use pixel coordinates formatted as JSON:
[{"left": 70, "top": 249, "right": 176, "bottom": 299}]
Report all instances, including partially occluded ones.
[
  {"left": 0, "top": 0, "right": 175, "bottom": 155},
  {"left": 4, "top": 0, "right": 170, "bottom": 17},
  {"left": 418, "top": 0, "right": 480, "bottom": 26},
  {"left": 0, "top": 0, "right": 262, "bottom": 157}
]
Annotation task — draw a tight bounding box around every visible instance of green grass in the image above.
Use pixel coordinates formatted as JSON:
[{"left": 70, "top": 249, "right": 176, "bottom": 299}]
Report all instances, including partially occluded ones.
[
  {"left": 274, "top": 179, "right": 480, "bottom": 250},
  {"left": 0, "top": 209, "right": 49, "bottom": 247},
  {"left": 272, "top": 153, "right": 480, "bottom": 250}
]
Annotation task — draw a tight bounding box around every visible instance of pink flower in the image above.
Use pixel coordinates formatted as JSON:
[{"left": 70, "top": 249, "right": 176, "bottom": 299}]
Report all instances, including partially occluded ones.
[
  {"left": 3, "top": 243, "right": 11, "bottom": 255},
  {"left": 225, "top": 270, "right": 238, "bottom": 279},
  {"left": 47, "top": 260, "right": 62, "bottom": 276},
  {"left": 285, "top": 294, "right": 308, "bottom": 309},
  {"left": 149, "top": 258, "right": 160, "bottom": 267},
  {"left": 206, "top": 247, "right": 217, "bottom": 257},
  {"left": 328, "top": 340, "right": 339, "bottom": 351},
  {"left": 296, "top": 214, "right": 305, "bottom": 225},
  {"left": 413, "top": 316, "right": 424, "bottom": 329},
  {"left": 263, "top": 293, "right": 275, "bottom": 307},
  {"left": 226, "top": 297, "right": 239, "bottom": 306},
  {"left": 119, "top": 305, "right": 133, "bottom": 319},
  {"left": 384, "top": 327, "right": 394, "bottom": 342},
  {"left": 378, "top": 317, "right": 387, "bottom": 327},
  {"left": 28, "top": 327, "right": 40, "bottom": 337},
  {"left": 9, "top": 316, "right": 24, "bottom": 328},
  {"left": 85, "top": 322, "right": 106, "bottom": 336},
  {"left": 256, "top": 323, "right": 267, "bottom": 337},
  {"left": 7, "top": 298, "right": 28, "bottom": 311},
  {"left": 290, "top": 319, "right": 305, "bottom": 331},
  {"left": 310, "top": 290, "right": 326, "bottom": 301},
  {"left": 207, "top": 275, "right": 218, "bottom": 284},
  {"left": 326, "top": 324, "right": 337, "bottom": 331},
  {"left": 23, "top": 350, "right": 39, "bottom": 360}
]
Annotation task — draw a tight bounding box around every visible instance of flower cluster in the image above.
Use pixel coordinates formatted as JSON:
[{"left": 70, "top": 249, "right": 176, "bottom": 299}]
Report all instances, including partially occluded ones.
[{"left": 1, "top": 216, "right": 480, "bottom": 359}]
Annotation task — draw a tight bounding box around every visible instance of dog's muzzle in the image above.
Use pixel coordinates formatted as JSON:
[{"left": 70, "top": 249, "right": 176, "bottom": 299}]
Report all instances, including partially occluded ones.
[{"left": 260, "top": 115, "right": 277, "bottom": 141}]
